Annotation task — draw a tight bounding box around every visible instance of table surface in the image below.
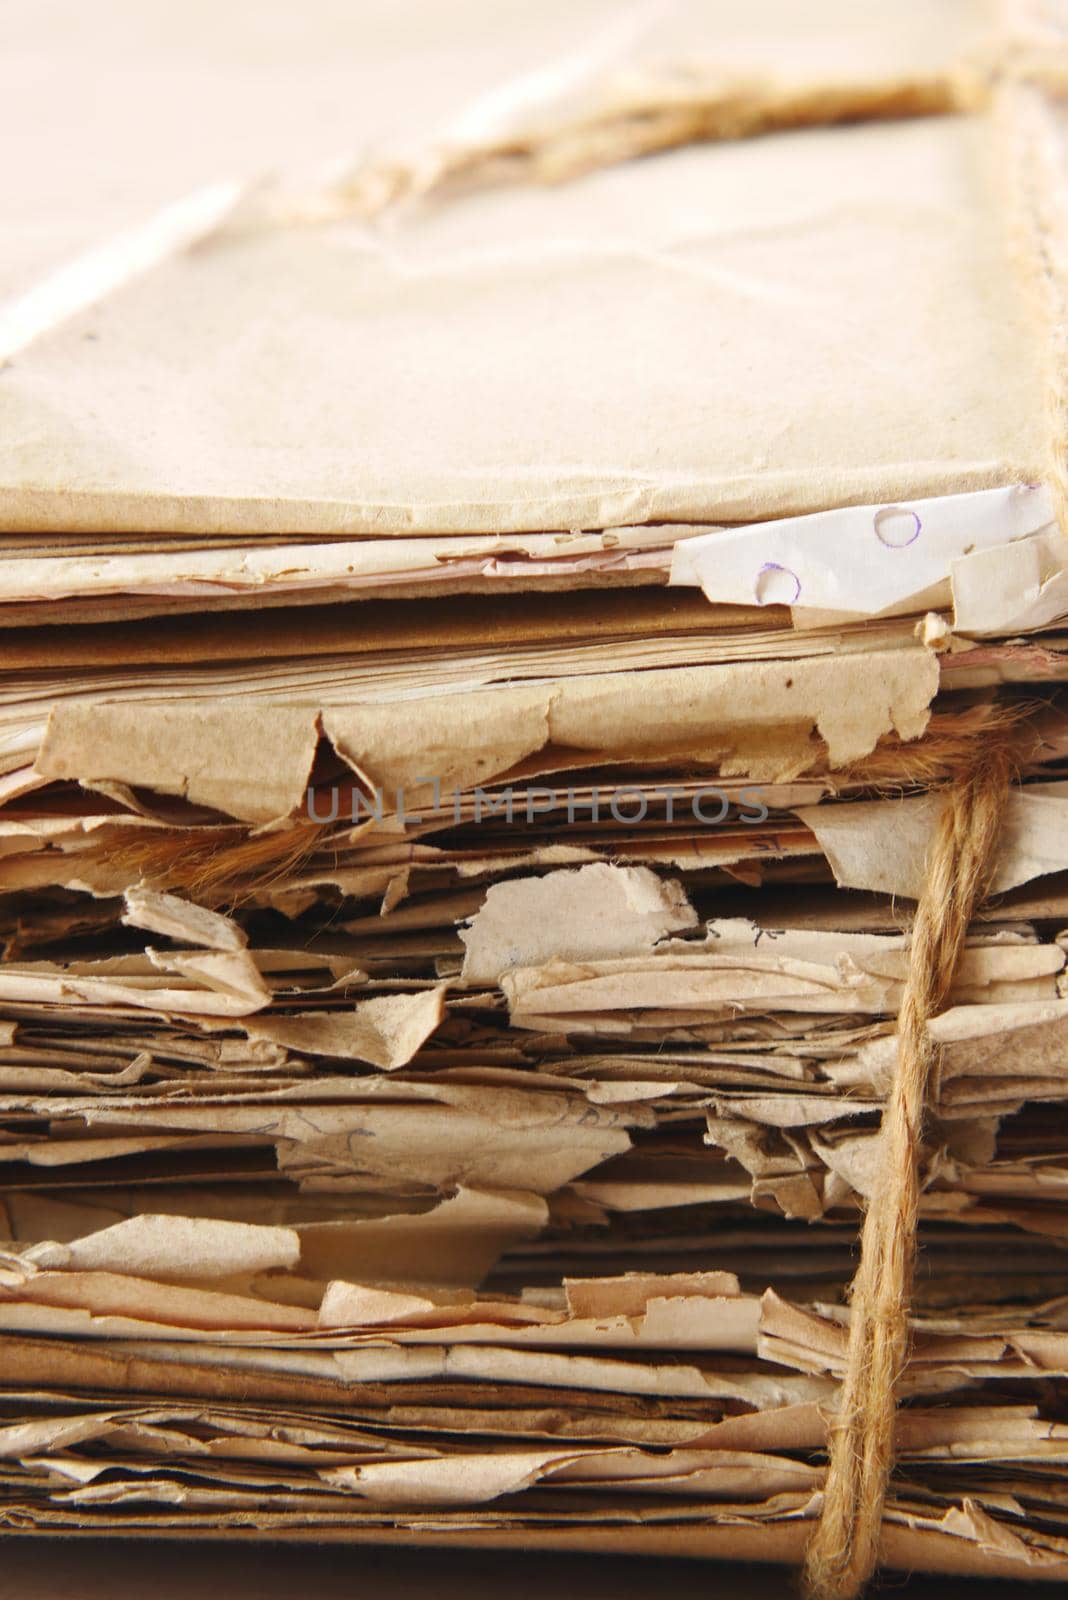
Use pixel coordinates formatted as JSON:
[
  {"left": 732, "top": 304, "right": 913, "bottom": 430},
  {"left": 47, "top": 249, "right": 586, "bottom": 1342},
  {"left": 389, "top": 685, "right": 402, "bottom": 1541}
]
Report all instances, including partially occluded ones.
[{"left": 0, "top": 1539, "right": 1042, "bottom": 1600}]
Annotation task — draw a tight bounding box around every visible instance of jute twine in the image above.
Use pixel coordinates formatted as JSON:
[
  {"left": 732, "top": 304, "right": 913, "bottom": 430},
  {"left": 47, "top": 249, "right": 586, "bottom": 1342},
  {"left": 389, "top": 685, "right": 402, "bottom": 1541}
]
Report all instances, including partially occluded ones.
[{"left": 801, "top": 725, "right": 1024, "bottom": 1600}]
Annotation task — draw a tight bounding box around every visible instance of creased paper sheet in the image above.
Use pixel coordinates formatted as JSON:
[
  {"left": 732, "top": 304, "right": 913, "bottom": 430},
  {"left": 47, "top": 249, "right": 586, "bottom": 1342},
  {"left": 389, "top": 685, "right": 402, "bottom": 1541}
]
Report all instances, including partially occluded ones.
[
  {"left": 797, "top": 781, "right": 1068, "bottom": 899},
  {"left": 951, "top": 524, "right": 1068, "bottom": 634},
  {"left": 35, "top": 1215, "right": 301, "bottom": 1281},
  {"left": 34, "top": 647, "right": 939, "bottom": 822},
  {"left": 0, "top": 116, "right": 1047, "bottom": 534},
  {"left": 0, "top": 526, "right": 687, "bottom": 611},
  {"left": 20, "top": 1196, "right": 548, "bottom": 1293},
  {"left": 459, "top": 865, "right": 697, "bottom": 982},
  {"left": 244, "top": 989, "right": 446, "bottom": 1070}
]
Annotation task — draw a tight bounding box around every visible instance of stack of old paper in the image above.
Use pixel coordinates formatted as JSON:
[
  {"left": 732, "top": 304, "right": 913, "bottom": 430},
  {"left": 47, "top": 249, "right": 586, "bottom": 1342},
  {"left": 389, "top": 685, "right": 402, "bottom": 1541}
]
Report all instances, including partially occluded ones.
[{"left": 3, "top": 0, "right": 1068, "bottom": 1584}]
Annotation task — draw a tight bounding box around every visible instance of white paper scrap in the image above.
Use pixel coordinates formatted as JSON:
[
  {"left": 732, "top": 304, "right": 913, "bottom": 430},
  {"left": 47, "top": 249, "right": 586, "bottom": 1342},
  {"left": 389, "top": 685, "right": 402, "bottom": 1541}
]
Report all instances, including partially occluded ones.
[{"left": 669, "top": 484, "right": 1058, "bottom": 622}]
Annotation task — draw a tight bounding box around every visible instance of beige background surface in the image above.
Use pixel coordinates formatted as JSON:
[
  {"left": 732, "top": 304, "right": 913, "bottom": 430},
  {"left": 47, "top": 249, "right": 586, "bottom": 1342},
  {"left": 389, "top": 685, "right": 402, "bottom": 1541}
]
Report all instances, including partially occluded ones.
[{"left": 0, "top": 0, "right": 983, "bottom": 299}]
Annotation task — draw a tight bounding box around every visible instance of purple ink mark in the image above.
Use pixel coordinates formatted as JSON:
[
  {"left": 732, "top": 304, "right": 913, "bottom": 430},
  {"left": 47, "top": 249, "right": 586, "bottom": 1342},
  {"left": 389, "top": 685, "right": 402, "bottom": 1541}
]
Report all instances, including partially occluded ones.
[
  {"left": 754, "top": 563, "right": 802, "bottom": 605},
  {"left": 873, "top": 506, "right": 921, "bottom": 548}
]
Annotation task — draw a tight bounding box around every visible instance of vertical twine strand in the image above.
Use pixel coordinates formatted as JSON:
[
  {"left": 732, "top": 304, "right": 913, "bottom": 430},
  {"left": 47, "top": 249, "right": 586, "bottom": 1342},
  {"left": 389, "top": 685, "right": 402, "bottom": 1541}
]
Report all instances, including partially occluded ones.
[{"left": 802, "top": 728, "right": 1022, "bottom": 1600}]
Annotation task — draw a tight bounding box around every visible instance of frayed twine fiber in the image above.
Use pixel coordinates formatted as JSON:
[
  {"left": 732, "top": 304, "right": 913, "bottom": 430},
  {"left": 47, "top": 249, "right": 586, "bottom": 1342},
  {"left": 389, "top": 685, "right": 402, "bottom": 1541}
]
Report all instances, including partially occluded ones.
[{"left": 801, "top": 721, "right": 1025, "bottom": 1600}]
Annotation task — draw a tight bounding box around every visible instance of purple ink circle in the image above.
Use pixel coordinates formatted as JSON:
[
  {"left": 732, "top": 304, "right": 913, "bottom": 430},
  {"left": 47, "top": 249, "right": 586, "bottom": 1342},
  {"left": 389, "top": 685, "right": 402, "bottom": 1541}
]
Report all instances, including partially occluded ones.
[
  {"left": 754, "top": 562, "right": 802, "bottom": 605},
  {"left": 873, "top": 506, "right": 921, "bottom": 548}
]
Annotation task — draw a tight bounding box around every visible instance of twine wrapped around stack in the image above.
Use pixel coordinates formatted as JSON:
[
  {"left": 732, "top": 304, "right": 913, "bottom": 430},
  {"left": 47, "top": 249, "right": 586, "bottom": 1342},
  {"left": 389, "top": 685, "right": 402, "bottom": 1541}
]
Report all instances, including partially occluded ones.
[
  {"left": 804, "top": 723, "right": 1029, "bottom": 1597},
  {"left": 808, "top": 44, "right": 1068, "bottom": 1589}
]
